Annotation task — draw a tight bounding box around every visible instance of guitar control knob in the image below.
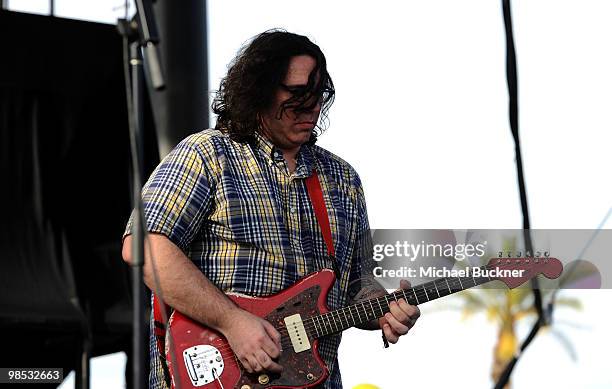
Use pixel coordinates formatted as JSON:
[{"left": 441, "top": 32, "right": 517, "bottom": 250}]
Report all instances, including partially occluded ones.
[
  {"left": 258, "top": 374, "right": 270, "bottom": 385},
  {"left": 240, "top": 386, "right": 251, "bottom": 389},
  {"left": 307, "top": 373, "right": 315, "bottom": 381},
  {"left": 215, "top": 356, "right": 222, "bottom": 362}
]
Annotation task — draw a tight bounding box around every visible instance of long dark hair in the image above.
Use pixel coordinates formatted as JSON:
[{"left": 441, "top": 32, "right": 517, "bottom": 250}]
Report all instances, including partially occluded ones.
[{"left": 212, "top": 29, "right": 335, "bottom": 144}]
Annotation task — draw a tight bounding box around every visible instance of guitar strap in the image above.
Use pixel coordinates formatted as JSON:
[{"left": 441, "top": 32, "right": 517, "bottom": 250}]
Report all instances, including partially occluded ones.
[
  {"left": 306, "top": 169, "right": 388, "bottom": 348},
  {"left": 152, "top": 293, "right": 171, "bottom": 384},
  {"left": 305, "top": 169, "right": 341, "bottom": 280},
  {"left": 152, "top": 169, "right": 340, "bottom": 373}
]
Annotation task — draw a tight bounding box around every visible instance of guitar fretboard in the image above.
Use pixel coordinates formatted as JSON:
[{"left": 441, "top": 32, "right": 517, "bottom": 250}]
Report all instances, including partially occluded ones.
[{"left": 305, "top": 265, "right": 492, "bottom": 339}]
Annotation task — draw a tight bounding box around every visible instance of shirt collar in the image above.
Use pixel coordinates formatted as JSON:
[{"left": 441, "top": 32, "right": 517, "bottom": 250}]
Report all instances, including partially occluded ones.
[
  {"left": 252, "top": 131, "right": 315, "bottom": 178},
  {"left": 253, "top": 131, "right": 282, "bottom": 162}
]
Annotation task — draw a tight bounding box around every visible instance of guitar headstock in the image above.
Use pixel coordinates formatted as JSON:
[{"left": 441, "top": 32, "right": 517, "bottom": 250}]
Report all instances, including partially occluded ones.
[{"left": 486, "top": 257, "right": 563, "bottom": 289}]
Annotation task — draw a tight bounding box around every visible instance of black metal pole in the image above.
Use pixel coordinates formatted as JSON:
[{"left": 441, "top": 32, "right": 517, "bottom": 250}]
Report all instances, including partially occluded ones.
[{"left": 130, "top": 42, "right": 146, "bottom": 389}]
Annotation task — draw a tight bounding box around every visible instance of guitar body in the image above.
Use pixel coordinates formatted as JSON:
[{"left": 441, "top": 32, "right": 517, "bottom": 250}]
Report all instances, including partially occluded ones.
[{"left": 166, "top": 269, "right": 336, "bottom": 389}]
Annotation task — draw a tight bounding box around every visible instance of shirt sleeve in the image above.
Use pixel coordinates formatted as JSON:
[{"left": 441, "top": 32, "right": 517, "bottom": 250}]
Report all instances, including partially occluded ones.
[{"left": 123, "top": 137, "right": 213, "bottom": 252}]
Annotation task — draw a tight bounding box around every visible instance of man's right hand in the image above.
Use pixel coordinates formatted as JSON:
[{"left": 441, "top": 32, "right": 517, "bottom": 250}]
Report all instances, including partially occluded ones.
[{"left": 219, "top": 308, "right": 283, "bottom": 374}]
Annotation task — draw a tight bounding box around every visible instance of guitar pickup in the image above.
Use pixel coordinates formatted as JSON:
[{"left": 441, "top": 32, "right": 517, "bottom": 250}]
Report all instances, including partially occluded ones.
[{"left": 283, "top": 314, "right": 311, "bottom": 353}]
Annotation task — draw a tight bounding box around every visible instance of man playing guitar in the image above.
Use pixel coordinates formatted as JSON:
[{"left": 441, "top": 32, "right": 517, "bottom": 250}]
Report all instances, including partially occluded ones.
[{"left": 122, "top": 29, "right": 420, "bottom": 389}]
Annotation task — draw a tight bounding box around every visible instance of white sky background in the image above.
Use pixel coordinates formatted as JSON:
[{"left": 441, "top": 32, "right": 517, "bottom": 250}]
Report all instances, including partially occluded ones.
[{"left": 7, "top": 0, "right": 612, "bottom": 388}]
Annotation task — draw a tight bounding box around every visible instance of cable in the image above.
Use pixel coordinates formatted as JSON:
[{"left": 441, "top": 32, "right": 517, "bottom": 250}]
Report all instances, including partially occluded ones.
[{"left": 494, "top": 1, "right": 547, "bottom": 388}]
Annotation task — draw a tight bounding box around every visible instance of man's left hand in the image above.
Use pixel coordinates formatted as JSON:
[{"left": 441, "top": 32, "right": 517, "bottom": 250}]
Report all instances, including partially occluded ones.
[{"left": 378, "top": 279, "right": 420, "bottom": 344}]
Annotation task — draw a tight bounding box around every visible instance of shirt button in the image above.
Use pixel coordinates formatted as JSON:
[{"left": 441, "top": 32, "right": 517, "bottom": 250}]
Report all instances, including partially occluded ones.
[{"left": 290, "top": 206, "right": 297, "bottom": 214}]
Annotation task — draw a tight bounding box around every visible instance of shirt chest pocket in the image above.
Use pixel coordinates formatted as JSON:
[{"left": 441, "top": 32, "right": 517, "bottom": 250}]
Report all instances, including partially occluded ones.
[{"left": 209, "top": 173, "right": 284, "bottom": 247}]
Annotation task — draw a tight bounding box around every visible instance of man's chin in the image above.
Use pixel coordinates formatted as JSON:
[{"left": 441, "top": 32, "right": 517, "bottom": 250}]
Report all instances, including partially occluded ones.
[{"left": 293, "top": 133, "right": 313, "bottom": 146}]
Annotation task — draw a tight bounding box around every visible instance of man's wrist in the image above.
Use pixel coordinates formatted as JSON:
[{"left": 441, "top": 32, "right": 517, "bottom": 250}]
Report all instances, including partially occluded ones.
[{"left": 209, "top": 301, "right": 241, "bottom": 333}]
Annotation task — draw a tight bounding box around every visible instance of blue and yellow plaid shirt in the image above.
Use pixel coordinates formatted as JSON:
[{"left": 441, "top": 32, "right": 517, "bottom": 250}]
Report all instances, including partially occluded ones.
[{"left": 125, "top": 129, "right": 371, "bottom": 389}]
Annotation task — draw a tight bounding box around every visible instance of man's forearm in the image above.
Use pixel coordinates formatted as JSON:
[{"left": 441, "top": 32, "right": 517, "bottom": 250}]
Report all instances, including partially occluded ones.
[{"left": 123, "top": 233, "right": 238, "bottom": 332}]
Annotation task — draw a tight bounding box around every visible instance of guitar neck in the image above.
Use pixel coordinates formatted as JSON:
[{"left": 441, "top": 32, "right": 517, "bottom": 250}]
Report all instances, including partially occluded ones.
[{"left": 308, "top": 265, "right": 493, "bottom": 338}]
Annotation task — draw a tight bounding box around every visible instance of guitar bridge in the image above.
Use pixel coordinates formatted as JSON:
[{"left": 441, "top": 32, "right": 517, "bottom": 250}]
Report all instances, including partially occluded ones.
[{"left": 283, "top": 314, "right": 311, "bottom": 353}]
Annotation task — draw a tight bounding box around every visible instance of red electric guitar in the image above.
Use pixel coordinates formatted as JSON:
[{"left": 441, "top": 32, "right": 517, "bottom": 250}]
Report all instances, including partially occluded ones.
[{"left": 165, "top": 257, "right": 562, "bottom": 389}]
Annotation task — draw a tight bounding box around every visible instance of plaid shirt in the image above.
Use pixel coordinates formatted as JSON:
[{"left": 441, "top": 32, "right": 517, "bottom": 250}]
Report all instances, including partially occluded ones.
[{"left": 125, "top": 129, "right": 371, "bottom": 389}]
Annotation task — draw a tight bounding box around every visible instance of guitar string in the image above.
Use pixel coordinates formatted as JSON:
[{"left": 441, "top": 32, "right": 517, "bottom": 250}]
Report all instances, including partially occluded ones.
[
  {"left": 275, "top": 268, "right": 494, "bottom": 337},
  {"left": 200, "top": 284, "right": 450, "bottom": 355},
  {"left": 180, "top": 259, "right": 539, "bottom": 359},
  {"left": 201, "top": 273, "right": 477, "bottom": 362},
  {"left": 203, "top": 281, "right": 501, "bottom": 357},
  {"left": 204, "top": 290, "right": 408, "bottom": 354},
  {"left": 287, "top": 258, "right": 536, "bottom": 340},
  {"left": 193, "top": 261, "right": 547, "bottom": 356},
  {"left": 199, "top": 274, "right": 481, "bottom": 375},
  {"left": 204, "top": 264, "right": 502, "bottom": 355},
  {"left": 202, "top": 273, "right": 490, "bottom": 355},
  {"left": 288, "top": 260, "right": 544, "bottom": 337},
  {"left": 219, "top": 273, "right": 505, "bottom": 356},
  {"left": 180, "top": 261, "right": 538, "bottom": 365}
]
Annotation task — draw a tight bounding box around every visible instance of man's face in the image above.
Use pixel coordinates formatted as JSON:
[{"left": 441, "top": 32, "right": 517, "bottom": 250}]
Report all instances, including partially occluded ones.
[{"left": 260, "top": 55, "right": 321, "bottom": 154}]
